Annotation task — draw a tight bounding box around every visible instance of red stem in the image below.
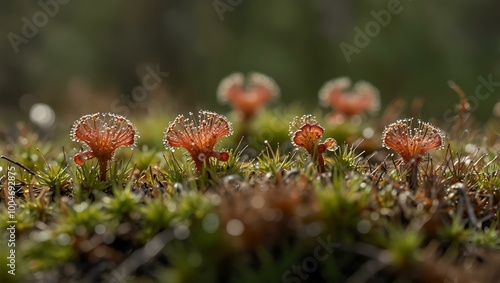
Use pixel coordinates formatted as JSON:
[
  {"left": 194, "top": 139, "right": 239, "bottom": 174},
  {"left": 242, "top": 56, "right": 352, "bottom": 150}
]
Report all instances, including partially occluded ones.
[
  {"left": 317, "top": 154, "right": 326, "bottom": 173},
  {"left": 98, "top": 158, "right": 109, "bottom": 181}
]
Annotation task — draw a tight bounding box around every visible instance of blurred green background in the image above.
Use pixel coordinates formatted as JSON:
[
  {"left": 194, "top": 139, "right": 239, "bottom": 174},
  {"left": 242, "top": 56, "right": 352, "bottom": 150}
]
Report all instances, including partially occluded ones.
[{"left": 0, "top": 0, "right": 499, "bottom": 134}]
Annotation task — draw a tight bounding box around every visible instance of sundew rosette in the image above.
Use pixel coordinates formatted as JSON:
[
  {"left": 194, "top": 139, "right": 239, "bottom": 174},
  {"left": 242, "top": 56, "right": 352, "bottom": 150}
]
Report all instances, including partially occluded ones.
[
  {"left": 382, "top": 118, "right": 445, "bottom": 164},
  {"left": 71, "top": 112, "right": 139, "bottom": 180},
  {"left": 289, "top": 115, "right": 337, "bottom": 173},
  {"left": 319, "top": 76, "right": 380, "bottom": 123},
  {"left": 163, "top": 110, "right": 233, "bottom": 171},
  {"left": 217, "top": 72, "right": 280, "bottom": 121}
]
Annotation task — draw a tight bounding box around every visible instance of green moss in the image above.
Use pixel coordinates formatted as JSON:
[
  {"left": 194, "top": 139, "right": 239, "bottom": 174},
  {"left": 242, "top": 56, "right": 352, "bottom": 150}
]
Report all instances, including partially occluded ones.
[{"left": 0, "top": 104, "right": 498, "bottom": 282}]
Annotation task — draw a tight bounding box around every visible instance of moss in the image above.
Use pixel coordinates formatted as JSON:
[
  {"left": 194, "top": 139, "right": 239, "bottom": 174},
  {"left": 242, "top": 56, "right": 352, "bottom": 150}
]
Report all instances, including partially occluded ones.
[{"left": 0, "top": 104, "right": 499, "bottom": 282}]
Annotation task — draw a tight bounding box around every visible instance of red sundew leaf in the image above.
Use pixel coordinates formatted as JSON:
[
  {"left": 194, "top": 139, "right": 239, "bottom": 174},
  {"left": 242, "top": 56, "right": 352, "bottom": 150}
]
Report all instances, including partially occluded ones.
[
  {"left": 70, "top": 112, "right": 139, "bottom": 180},
  {"left": 112, "top": 119, "right": 137, "bottom": 147},
  {"left": 165, "top": 116, "right": 199, "bottom": 151},
  {"left": 353, "top": 81, "right": 380, "bottom": 113},
  {"left": 71, "top": 113, "right": 138, "bottom": 157},
  {"left": 289, "top": 114, "right": 337, "bottom": 173},
  {"left": 217, "top": 72, "right": 279, "bottom": 118},
  {"left": 382, "top": 118, "right": 445, "bottom": 164},
  {"left": 319, "top": 138, "right": 338, "bottom": 153},
  {"left": 292, "top": 124, "right": 324, "bottom": 153},
  {"left": 319, "top": 76, "right": 351, "bottom": 108},
  {"left": 218, "top": 152, "right": 229, "bottom": 162},
  {"left": 163, "top": 110, "right": 234, "bottom": 171},
  {"left": 74, "top": 151, "right": 94, "bottom": 166},
  {"left": 71, "top": 113, "right": 138, "bottom": 162},
  {"left": 217, "top": 73, "right": 244, "bottom": 104},
  {"left": 319, "top": 77, "right": 380, "bottom": 118}
]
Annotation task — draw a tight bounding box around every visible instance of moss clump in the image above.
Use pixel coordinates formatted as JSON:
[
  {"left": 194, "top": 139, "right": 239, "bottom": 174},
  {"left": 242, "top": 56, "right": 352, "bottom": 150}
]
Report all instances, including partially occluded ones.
[{"left": 1, "top": 103, "right": 499, "bottom": 283}]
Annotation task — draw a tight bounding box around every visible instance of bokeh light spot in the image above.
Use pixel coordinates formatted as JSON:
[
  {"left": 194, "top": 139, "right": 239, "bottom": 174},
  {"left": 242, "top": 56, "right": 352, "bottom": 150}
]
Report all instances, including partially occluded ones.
[
  {"left": 226, "top": 219, "right": 244, "bottom": 236},
  {"left": 29, "top": 103, "right": 55, "bottom": 128},
  {"left": 202, "top": 213, "right": 220, "bottom": 233}
]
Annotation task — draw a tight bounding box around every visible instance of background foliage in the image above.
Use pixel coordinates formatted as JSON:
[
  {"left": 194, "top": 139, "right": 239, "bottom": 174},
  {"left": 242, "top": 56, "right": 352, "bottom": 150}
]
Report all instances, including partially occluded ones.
[{"left": 0, "top": 0, "right": 499, "bottom": 132}]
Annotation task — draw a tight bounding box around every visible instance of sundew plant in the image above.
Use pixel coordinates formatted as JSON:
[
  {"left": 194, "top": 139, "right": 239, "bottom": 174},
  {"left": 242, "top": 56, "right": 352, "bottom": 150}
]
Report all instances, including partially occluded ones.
[{"left": 1, "top": 76, "right": 499, "bottom": 283}]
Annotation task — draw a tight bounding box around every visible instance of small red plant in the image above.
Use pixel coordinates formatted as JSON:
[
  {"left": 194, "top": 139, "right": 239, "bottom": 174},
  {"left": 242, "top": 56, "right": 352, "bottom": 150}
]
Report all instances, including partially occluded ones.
[
  {"left": 382, "top": 118, "right": 445, "bottom": 188},
  {"left": 382, "top": 118, "right": 445, "bottom": 164},
  {"left": 319, "top": 77, "right": 380, "bottom": 123},
  {"left": 289, "top": 115, "right": 337, "bottom": 173},
  {"left": 217, "top": 72, "right": 280, "bottom": 121},
  {"left": 71, "top": 113, "right": 139, "bottom": 181},
  {"left": 164, "top": 110, "right": 233, "bottom": 172}
]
